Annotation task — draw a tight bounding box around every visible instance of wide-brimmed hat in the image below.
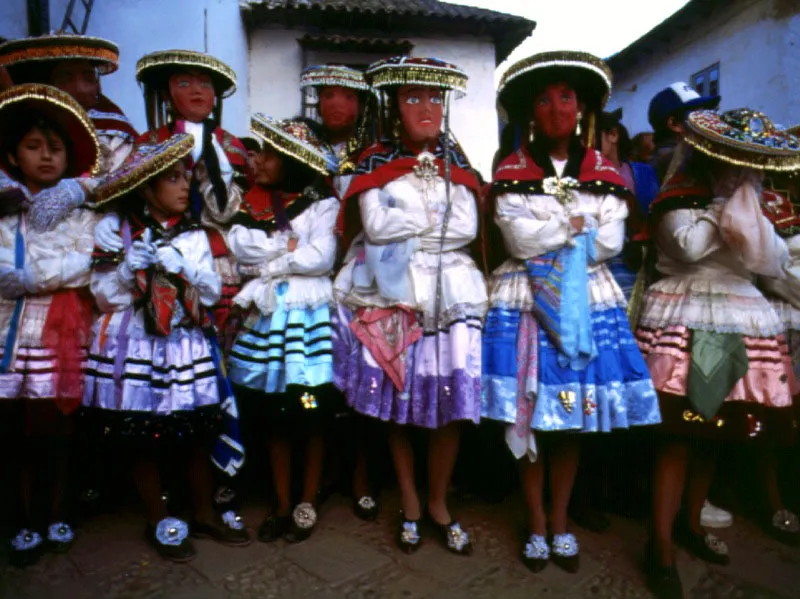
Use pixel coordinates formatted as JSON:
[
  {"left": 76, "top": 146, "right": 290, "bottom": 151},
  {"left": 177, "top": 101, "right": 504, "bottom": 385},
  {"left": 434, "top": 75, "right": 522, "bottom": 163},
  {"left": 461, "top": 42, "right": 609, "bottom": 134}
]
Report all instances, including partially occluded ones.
[
  {"left": 0, "top": 83, "right": 100, "bottom": 177},
  {"left": 136, "top": 50, "right": 237, "bottom": 98},
  {"left": 300, "top": 65, "right": 371, "bottom": 93},
  {"left": 251, "top": 115, "right": 337, "bottom": 176},
  {"left": 366, "top": 56, "right": 468, "bottom": 97},
  {"left": 0, "top": 34, "right": 119, "bottom": 82},
  {"left": 93, "top": 134, "right": 195, "bottom": 207},
  {"left": 497, "top": 51, "right": 612, "bottom": 121},
  {"left": 684, "top": 108, "right": 800, "bottom": 172}
]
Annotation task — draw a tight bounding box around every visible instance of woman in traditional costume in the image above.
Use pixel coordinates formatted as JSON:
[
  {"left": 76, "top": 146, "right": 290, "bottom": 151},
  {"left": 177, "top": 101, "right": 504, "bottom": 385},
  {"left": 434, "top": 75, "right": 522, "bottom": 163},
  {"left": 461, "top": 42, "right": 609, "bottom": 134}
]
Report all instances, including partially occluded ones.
[
  {"left": 481, "top": 51, "right": 660, "bottom": 574},
  {"left": 83, "top": 134, "right": 250, "bottom": 563},
  {"left": 0, "top": 84, "right": 99, "bottom": 566},
  {"left": 226, "top": 116, "right": 338, "bottom": 543},
  {"left": 635, "top": 109, "right": 800, "bottom": 598},
  {"left": 333, "top": 56, "right": 486, "bottom": 555}
]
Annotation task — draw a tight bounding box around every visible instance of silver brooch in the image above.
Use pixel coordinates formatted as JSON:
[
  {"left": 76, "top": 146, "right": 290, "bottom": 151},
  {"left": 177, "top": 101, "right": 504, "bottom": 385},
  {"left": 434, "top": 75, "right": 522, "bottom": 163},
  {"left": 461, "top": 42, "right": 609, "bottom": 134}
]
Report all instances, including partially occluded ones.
[{"left": 413, "top": 151, "right": 438, "bottom": 182}]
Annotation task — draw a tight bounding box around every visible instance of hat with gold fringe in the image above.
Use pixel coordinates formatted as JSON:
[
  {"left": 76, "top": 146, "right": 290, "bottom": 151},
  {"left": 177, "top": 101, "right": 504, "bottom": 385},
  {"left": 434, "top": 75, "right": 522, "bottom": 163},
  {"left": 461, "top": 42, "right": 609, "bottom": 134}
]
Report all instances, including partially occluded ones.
[
  {"left": 251, "top": 115, "right": 337, "bottom": 176},
  {"left": 137, "top": 50, "right": 237, "bottom": 98},
  {"left": 684, "top": 108, "right": 800, "bottom": 172},
  {"left": 0, "top": 83, "right": 100, "bottom": 178},
  {"left": 0, "top": 34, "right": 119, "bottom": 81},
  {"left": 300, "top": 65, "right": 371, "bottom": 93},
  {"left": 498, "top": 50, "right": 612, "bottom": 121},
  {"left": 93, "top": 134, "right": 194, "bottom": 207},
  {"left": 366, "top": 56, "right": 468, "bottom": 97}
]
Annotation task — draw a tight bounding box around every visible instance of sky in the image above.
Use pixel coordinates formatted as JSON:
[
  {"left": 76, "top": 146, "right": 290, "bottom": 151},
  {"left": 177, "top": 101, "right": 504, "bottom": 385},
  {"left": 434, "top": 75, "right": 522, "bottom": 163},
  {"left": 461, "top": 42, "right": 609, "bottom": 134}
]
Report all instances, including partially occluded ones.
[{"left": 449, "top": 0, "right": 691, "bottom": 78}]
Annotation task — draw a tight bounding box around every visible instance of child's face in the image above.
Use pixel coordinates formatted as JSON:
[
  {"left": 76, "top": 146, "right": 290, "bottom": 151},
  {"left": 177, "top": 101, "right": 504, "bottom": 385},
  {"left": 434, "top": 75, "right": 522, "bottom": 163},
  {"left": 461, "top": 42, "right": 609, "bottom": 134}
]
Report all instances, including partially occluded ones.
[
  {"left": 148, "top": 161, "right": 191, "bottom": 218},
  {"left": 10, "top": 127, "right": 68, "bottom": 193},
  {"left": 253, "top": 148, "right": 284, "bottom": 187}
]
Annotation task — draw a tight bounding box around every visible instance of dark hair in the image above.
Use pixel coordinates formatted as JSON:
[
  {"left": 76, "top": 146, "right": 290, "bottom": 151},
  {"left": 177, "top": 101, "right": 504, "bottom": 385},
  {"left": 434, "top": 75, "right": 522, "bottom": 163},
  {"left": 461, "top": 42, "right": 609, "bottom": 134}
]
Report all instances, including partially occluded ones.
[
  {"left": 0, "top": 111, "right": 73, "bottom": 183},
  {"left": 598, "top": 111, "right": 632, "bottom": 162},
  {"left": 240, "top": 136, "right": 261, "bottom": 153},
  {"left": 652, "top": 109, "right": 686, "bottom": 144},
  {"left": 631, "top": 132, "right": 654, "bottom": 161}
]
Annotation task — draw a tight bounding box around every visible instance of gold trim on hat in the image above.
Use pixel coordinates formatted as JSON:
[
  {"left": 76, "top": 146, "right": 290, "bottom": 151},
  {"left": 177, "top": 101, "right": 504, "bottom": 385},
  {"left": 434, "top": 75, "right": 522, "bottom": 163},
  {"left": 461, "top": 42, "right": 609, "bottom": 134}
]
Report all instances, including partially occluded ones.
[
  {"left": 0, "top": 83, "right": 100, "bottom": 177},
  {"left": 368, "top": 65, "right": 467, "bottom": 96},
  {"left": 136, "top": 50, "right": 237, "bottom": 98},
  {"left": 251, "top": 114, "right": 333, "bottom": 176},
  {"left": 93, "top": 134, "right": 195, "bottom": 207},
  {"left": 0, "top": 35, "right": 119, "bottom": 74}
]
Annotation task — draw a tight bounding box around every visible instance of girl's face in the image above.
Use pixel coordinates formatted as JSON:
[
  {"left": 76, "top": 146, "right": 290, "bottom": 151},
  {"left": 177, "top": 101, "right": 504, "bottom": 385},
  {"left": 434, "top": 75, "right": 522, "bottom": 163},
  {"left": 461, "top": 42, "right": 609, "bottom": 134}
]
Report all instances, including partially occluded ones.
[
  {"left": 397, "top": 85, "right": 443, "bottom": 145},
  {"left": 147, "top": 161, "right": 190, "bottom": 219},
  {"left": 9, "top": 127, "right": 68, "bottom": 194},
  {"left": 253, "top": 148, "right": 284, "bottom": 187},
  {"left": 318, "top": 86, "right": 360, "bottom": 133},
  {"left": 168, "top": 70, "right": 216, "bottom": 123},
  {"left": 532, "top": 82, "right": 581, "bottom": 142},
  {"left": 50, "top": 59, "right": 100, "bottom": 110}
]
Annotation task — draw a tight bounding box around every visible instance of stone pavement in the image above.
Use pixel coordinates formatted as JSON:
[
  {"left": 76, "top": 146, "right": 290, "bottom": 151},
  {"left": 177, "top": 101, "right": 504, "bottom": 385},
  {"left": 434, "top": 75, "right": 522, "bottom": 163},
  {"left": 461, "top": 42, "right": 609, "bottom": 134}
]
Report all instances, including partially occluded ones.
[{"left": 1, "top": 492, "right": 799, "bottom": 599}]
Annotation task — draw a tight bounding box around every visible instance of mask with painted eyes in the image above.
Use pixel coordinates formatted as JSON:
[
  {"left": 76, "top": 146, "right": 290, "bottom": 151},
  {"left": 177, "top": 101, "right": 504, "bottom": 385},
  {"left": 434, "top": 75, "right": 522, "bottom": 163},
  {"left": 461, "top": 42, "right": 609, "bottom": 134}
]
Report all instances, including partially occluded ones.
[
  {"left": 168, "top": 70, "right": 216, "bottom": 123},
  {"left": 318, "top": 86, "right": 360, "bottom": 135},
  {"left": 396, "top": 85, "right": 443, "bottom": 146},
  {"left": 532, "top": 82, "right": 581, "bottom": 142}
]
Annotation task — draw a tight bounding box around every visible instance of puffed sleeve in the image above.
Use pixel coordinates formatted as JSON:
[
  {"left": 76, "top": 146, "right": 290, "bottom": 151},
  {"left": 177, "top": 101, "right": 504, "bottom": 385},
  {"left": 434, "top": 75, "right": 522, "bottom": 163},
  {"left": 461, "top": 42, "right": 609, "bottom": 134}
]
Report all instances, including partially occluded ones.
[
  {"left": 360, "top": 187, "right": 432, "bottom": 244},
  {"left": 593, "top": 193, "right": 628, "bottom": 263},
  {"left": 262, "top": 197, "right": 339, "bottom": 277},
  {"left": 27, "top": 208, "right": 96, "bottom": 292},
  {"left": 495, "top": 192, "right": 570, "bottom": 259},
  {"left": 656, "top": 207, "right": 724, "bottom": 263},
  {"left": 90, "top": 264, "right": 134, "bottom": 313},
  {"left": 419, "top": 185, "right": 477, "bottom": 252},
  {"left": 175, "top": 231, "right": 221, "bottom": 307},
  {"left": 227, "top": 224, "right": 290, "bottom": 265},
  {"left": 761, "top": 235, "right": 800, "bottom": 309}
]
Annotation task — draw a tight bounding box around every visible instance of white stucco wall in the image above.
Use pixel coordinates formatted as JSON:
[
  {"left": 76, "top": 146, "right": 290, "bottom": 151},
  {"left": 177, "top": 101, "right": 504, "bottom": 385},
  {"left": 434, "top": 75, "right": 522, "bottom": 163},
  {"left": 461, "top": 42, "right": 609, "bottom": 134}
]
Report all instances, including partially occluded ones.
[
  {"left": 248, "top": 28, "right": 499, "bottom": 178},
  {"left": 45, "top": 0, "right": 250, "bottom": 137},
  {"left": 0, "top": 0, "right": 28, "bottom": 40},
  {"left": 607, "top": 0, "right": 797, "bottom": 134}
]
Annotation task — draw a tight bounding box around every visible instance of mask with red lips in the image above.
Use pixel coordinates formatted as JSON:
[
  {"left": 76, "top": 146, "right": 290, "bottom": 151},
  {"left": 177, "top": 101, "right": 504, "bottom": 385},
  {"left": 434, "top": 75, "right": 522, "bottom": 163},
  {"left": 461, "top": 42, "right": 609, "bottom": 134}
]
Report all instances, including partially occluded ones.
[
  {"left": 318, "top": 86, "right": 360, "bottom": 135},
  {"left": 168, "top": 70, "right": 216, "bottom": 123},
  {"left": 532, "top": 82, "right": 582, "bottom": 143},
  {"left": 397, "top": 86, "right": 443, "bottom": 146}
]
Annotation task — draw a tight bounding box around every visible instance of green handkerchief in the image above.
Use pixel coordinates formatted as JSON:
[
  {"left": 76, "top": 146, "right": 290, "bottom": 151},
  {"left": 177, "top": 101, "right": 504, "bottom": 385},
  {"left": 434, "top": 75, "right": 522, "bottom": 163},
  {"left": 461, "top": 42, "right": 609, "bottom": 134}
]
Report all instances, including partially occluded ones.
[{"left": 688, "top": 330, "right": 749, "bottom": 421}]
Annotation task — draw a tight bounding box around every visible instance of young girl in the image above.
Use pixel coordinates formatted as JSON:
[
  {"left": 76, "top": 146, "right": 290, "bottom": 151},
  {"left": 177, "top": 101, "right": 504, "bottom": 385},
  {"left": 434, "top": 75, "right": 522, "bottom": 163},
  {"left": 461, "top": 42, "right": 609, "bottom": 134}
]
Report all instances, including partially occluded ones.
[
  {"left": 227, "top": 116, "right": 338, "bottom": 543},
  {"left": 83, "top": 133, "right": 250, "bottom": 563},
  {"left": 0, "top": 83, "right": 98, "bottom": 566},
  {"left": 333, "top": 56, "right": 486, "bottom": 555},
  {"left": 481, "top": 52, "right": 660, "bottom": 573}
]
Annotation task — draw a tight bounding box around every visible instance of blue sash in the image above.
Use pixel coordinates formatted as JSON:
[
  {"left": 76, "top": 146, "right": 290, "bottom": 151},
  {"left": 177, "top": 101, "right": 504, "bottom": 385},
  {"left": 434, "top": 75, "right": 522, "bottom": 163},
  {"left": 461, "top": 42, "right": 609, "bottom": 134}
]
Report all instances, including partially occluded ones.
[{"left": 1, "top": 217, "right": 25, "bottom": 373}]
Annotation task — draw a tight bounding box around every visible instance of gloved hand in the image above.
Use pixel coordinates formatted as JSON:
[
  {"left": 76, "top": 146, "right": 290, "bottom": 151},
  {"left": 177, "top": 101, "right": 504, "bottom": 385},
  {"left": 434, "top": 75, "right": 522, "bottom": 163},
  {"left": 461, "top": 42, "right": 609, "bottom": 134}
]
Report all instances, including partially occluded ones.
[
  {"left": 155, "top": 244, "right": 185, "bottom": 275},
  {"left": 0, "top": 266, "right": 35, "bottom": 299},
  {"left": 28, "top": 179, "right": 87, "bottom": 232},
  {"left": 118, "top": 229, "right": 155, "bottom": 283},
  {"left": 95, "top": 212, "right": 123, "bottom": 252},
  {"left": 0, "top": 174, "right": 31, "bottom": 217}
]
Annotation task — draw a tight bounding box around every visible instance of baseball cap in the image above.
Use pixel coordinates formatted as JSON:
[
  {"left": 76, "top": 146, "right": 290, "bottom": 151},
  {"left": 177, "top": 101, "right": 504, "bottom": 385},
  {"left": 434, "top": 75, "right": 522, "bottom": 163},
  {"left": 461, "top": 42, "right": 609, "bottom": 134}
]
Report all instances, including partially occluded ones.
[{"left": 648, "top": 82, "right": 720, "bottom": 131}]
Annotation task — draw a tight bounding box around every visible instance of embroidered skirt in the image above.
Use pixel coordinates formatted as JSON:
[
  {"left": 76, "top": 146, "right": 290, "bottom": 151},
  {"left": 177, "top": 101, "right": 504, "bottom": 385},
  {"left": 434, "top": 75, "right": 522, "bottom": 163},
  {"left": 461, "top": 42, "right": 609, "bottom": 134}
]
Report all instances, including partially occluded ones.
[{"left": 332, "top": 304, "right": 482, "bottom": 429}]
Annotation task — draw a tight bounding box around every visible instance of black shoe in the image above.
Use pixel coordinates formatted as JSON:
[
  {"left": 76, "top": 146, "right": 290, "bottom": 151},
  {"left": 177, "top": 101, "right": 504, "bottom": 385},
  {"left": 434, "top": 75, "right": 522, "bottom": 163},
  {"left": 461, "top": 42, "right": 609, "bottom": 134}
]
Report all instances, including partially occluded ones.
[
  {"left": 550, "top": 533, "right": 580, "bottom": 573},
  {"left": 46, "top": 522, "right": 76, "bottom": 553},
  {"left": 428, "top": 516, "right": 473, "bottom": 556},
  {"left": 145, "top": 519, "right": 196, "bottom": 563},
  {"left": 191, "top": 512, "right": 251, "bottom": 547},
  {"left": 285, "top": 502, "right": 317, "bottom": 544},
  {"left": 646, "top": 563, "right": 683, "bottom": 599},
  {"left": 768, "top": 509, "right": 800, "bottom": 546},
  {"left": 9, "top": 529, "right": 44, "bottom": 568},
  {"left": 676, "top": 525, "right": 730, "bottom": 566},
  {"left": 257, "top": 513, "right": 291, "bottom": 543},
  {"left": 520, "top": 533, "right": 549, "bottom": 573},
  {"left": 396, "top": 513, "right": 422, "bottom": 554},
  {"left": 354, "top": 495, "right": 380, "bottom": 522}
]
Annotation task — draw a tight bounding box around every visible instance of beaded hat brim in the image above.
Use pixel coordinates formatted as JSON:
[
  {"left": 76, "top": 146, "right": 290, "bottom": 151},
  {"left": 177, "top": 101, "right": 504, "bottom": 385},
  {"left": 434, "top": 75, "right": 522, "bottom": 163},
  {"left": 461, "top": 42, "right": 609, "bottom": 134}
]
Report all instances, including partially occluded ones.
[
  {"left": 251, "top": 114, "right": 336, "bottom": 176},
  {"left": 0, "top": 34, "right": 120, "bottom": 75},
  {"left": 93, "top": 134, "right": 195, "bottom": 207},
  {"left": 366, "top": 57, "right": 468, "bottom": 97},
  {"left": 300, "top": 65, "right": 371, "bottom": 93},
  {"left": 684, "top": 109, "right": 800, "bottom": 172},
  {"left": 0, "top": 83, "right": 100, "bottom": 178},
  {"left": 497, "top": 51, "right": 612, "bottom": 120},
  {"left": 137, "top": 50, "right": 237, "bottom": 98}
]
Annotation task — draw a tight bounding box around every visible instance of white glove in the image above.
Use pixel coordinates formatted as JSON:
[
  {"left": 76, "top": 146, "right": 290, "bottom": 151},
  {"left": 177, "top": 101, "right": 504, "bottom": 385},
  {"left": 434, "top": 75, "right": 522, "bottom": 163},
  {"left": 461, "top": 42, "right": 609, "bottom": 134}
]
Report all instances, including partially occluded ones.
[
  {"left": 28, "top": 179, "right": 86, "bottom": 232},
  {"left": 156, "top": 245, "right": 185, "bottom": 275},
  {"left": 118, "top": 229, "right": 155, "bottom": 283},
  {"left": 95, "top": 212, "right": 123, "bottom": 252}
]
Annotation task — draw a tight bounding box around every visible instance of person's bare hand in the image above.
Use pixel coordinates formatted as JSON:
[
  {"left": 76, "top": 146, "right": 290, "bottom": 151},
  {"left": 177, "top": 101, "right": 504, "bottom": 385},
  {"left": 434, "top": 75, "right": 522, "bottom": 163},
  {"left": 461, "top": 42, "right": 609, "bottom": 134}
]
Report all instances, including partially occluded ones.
[{"left": 287, "top": 238, "right": 298, "bottom": 252}]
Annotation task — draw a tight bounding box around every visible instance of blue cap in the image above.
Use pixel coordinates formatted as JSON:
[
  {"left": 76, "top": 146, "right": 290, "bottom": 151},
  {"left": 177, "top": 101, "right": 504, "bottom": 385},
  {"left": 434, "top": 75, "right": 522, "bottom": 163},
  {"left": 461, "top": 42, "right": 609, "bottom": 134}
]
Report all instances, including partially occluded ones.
[{"left": 648, "top": 82, "right": 720, "bottom": 131}]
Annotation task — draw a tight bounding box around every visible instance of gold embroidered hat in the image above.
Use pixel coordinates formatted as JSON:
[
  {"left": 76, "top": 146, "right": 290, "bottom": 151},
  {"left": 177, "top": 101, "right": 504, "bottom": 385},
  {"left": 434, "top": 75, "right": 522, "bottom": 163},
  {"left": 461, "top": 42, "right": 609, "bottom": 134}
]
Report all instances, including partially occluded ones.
[
  {"left": 93, "top": 134, "right": 195, "bottom": 207},
  {"left": 366, "top": 56, "right": 468, "bottom": 97},
  {"left": 0, "top": 34, "right": 119, "bottom": 82},
  {"left": 300, "top": 65, "right": 371, "bottom": 93},
  {"left": 497, "top": 50, "right": 612, "bottom": 121},
  {"left": 251, "top": 115, "right": 337, "bottom": 176},
  {"left": 684, "top": 108, "right": 800, "bottom": 172},
  {"left": 0, "top": 83, "right": 100, "bottom": 177},
  {"left": 136, "top": 49, "right": 237, "bottom": 98}
]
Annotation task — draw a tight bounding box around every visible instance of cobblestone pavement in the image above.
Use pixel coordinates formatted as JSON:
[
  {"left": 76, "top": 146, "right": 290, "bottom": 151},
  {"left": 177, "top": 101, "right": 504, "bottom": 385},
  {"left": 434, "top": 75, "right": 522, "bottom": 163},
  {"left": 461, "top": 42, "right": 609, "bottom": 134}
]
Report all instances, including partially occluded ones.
[{"left": 1, "top": 492, "right": 799, "bottom": 599}]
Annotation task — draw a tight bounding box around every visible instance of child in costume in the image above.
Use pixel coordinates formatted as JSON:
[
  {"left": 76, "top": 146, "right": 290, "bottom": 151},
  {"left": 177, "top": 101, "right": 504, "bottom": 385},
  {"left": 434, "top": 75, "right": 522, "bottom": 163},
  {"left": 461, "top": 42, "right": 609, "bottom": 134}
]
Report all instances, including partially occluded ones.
[
  {"left": 0, "top": 84, "right": 99, "bottom": 566},
  {"left": 227, "top": 116, "right": 338, "bottom": 543},
  {"left": 481, "top": 51, "right": 660, "bottom": 574},
  {"left": 83, "top": 134, "right": 250, "bottom": 563},
  {"left": 333, "top": 56, "right": 486, "bottom": 556}
]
